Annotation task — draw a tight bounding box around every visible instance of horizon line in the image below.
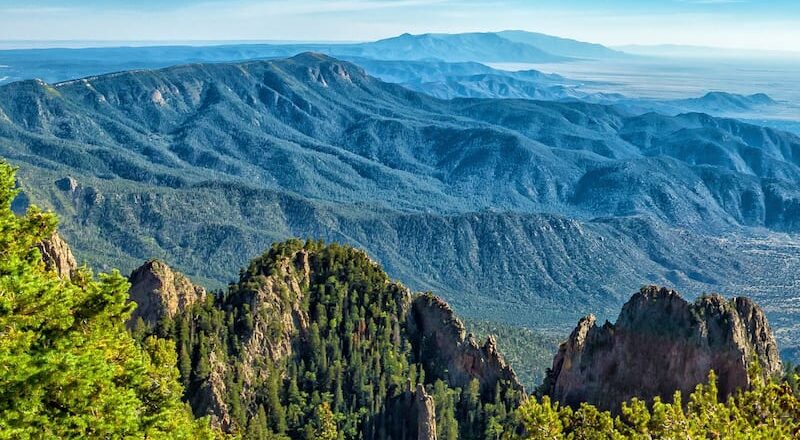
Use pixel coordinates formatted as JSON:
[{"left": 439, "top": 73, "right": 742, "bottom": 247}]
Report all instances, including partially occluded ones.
[{"left": 0, "top": 32, "right": 798, "bottom": 56}]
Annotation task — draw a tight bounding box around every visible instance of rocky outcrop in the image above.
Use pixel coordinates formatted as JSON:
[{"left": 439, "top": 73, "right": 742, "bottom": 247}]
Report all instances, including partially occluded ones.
[
  {"left": 235, "top": 248, "right": 313, "bottom": 385},
  {"left": 146, "top": 240, "right": 524, "bottom": 436},
  {"left": 409, "top": 294, "right": 524, "bottom": 397},
  {"left": 414, "top": 384, "right": 437, "bottom": 440},
  {"left": 55, "top": 176, "right": 78, "bottom": 192},
  {"left": 127, "top": 260, "right": 206, "bottom": 327},
  {"left": 189, "top": 349, "right": 233, "bottom": 432},
  {"left": 546, "top": 286, "right": 782, "bottom": 411},
  {"left": 37, "top": 232, "right": 77, "bottom": 280}
]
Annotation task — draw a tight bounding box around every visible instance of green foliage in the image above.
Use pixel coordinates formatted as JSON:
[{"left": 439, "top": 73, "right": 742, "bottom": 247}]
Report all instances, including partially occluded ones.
[
  {"left": 516, "top": 370, "right": 800, "bottom": 439},
  {"left": 310, "top": 402, "right": 339, "bottom": 440},
  {"left": 0, "top": 162, "right": 218, "bottom": 438},
  {"left": 147, "top": 239, "right": 524, "bottom": 439}
]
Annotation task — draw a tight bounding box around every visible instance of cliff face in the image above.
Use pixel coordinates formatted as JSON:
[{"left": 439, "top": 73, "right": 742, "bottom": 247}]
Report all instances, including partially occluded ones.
[
  {"left": 37, "top": 232, "right": 77, "bottom": 280},
  {"left": 409, "top": 294, "right": 524, "bottom": 396},
  {"left": 547, "top": 286, "right": 782, "bottom": 411},
  {"left": 127, "top": 260, "right": 206, "bottom": 327},
  {"left": 220, "top": 246, "right": 524, "bottom": 404}
]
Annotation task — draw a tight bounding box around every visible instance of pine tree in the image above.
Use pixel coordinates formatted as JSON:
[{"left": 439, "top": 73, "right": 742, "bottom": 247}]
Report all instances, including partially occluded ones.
[
  {"left": 313, "top": 402, "right": 339, "bottom": 440},
  {"left": 0, "top": 161, "right": 218, "bottom": 438}
]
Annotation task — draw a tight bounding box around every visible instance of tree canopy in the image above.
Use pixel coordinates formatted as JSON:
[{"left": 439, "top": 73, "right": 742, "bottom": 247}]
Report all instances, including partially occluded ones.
[
  {"left": 0, "top": 162, "right": 218, "bottom": 439},
  {"left": 517, "top": 367, "right": 800, "bottom": 439}
]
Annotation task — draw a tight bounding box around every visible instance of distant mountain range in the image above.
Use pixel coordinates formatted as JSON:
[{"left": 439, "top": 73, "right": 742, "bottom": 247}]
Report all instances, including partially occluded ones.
[
  {"left": 497, "top": 30, "right": 627, "bottom": 59},
  {"left": 348, "top": 32, "right": 570, "bottom": 63},
  {"left": 2, "top": 31, "right": 791, "bottom": 123},
  {"left": 0, "top": 31, "right": 624, "bottom": 85},
  {"left": 352, "top": 58, "right": 788, "bottom": 121},
  {"left": 2, "top": 54, "right": 800, "bottom": 361}
]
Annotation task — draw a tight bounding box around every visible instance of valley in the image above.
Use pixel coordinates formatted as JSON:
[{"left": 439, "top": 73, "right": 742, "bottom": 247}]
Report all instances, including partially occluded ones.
[
  {"left": 2, "top": 51, "right": 800, "bottom": 363},
  {"left": 2, "top": 17, "right": 800, "bottom": 436}
]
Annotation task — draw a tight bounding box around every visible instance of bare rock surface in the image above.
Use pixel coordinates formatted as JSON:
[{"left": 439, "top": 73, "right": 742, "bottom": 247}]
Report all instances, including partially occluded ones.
[
  {"left": 37, "top": 232, "right": 77, "bottom": 280},
  {"left": 128, "top": 260, "right": 206, "bottom": 326},
  {"left": 55, "top": 176, "right": 78, "bottom": 192},
  {"left": 409, "top": 294, "right": 524, "bottom": 396},
  {"left": 547, "top": 285, "right": 782, "bottom": 411},
  {"left": 414, "top": 384, "right": 437, "bottom": 440}
]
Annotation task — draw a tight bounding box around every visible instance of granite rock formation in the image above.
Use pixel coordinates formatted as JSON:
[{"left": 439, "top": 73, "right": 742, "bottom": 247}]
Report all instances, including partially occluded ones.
[
  {"left": 414, "top": 384, "right": 437, "bottom": 440},
  {"left": 409, "top": 293, "right": 524, "bottom": 397},
  {"left": 142, "top": 241, "right": 525, "bottom": 436},
  {"left": 546, "top": 286, "right": 782, "bottom": 411},
  {"left": 37, "top": 232, "right": 78, "bottom": 280},
  {"left": 127, "top": 260, "right": 206, "bottom": 327}
]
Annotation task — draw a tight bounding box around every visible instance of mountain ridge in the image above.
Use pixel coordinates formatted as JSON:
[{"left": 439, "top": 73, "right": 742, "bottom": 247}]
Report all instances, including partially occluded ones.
[
  {"left": 4, "top": 53, "right": 800, "bottom": 357},
  {"left": 496, "top": 30, "right": 628, "bottom": 59},
  {"left": 130, "top": 239, "right": 526, "bottom": 437},
  {"left": 0, "top": 31, "right": 627, "bottom": 85}
]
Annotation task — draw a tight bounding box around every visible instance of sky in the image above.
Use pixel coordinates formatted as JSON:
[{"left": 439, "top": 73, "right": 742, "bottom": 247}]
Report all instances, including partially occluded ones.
[{"left": 0, "top": 0, "right": 799, "bottom": 51}]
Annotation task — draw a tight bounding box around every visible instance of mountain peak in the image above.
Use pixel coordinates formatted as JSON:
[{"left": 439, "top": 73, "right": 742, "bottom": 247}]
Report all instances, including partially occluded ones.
[
  {"left": 128, "top": 260, "right": 206, "bottom": 327},
  {"left": 369, "top": 31, "right": 567, "bottom": 62},
  {"left": 285, "top": 51, "right": 366, "bottom": 86},
  {"left": 287, "top": 51, "right": 338, "bottom": 64},
  {"left": 692, "top": 91, "right": 776, "bottom": 108},
  {"left": 153, "top": 239, "right": 526, "bottom": 434}
]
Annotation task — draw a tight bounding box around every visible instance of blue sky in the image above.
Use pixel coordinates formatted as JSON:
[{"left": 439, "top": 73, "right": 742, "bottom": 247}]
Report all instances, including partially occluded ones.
[{"left": 0, "top": 0, "right": 798, "bottom": 50}]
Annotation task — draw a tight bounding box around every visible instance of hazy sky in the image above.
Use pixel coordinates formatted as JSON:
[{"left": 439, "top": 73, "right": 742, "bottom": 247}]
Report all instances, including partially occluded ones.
[{"left": 1, "top": 0, "right": 799, "bottom": 51}]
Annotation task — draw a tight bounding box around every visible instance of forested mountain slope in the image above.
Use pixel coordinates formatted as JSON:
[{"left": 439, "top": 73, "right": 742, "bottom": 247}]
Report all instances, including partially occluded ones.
[
  {"left": 2, "top": 53, "right": 800, "bottom": 351},
  {"left": 134, "top": 239, "right": 526, "bottom": 439}
]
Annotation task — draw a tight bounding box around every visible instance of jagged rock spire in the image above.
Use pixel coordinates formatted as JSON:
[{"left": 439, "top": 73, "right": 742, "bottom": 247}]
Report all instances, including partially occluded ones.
[
  {"left": 546, "top": 285, "right": 782, "bottom": 411},
  {"left": 415, "top": 384, "right": 437, "bottom": 440}
]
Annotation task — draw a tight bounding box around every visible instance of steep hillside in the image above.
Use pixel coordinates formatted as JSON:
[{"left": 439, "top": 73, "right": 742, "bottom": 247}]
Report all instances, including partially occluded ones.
[
  {"left": 3, "top": 53, "right": 800, "bottom": 354},
  {"left": 133, "top": 240, "right": 526, "bottom": 439},
  {"left": 4, "top": 54, "right": 800, "bottom": 226},
  {"left": 0, "top": 161, "right": 216, "bottom": 438}
]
